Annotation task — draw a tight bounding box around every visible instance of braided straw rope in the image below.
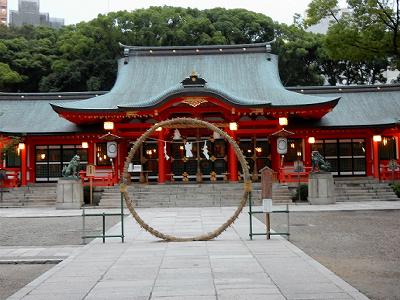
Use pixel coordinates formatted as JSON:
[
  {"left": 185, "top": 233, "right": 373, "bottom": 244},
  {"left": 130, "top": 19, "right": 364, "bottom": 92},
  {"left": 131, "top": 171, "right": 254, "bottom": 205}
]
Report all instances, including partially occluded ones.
[{"left": 122, "top": 118, "right": 252, "bottom": 241}]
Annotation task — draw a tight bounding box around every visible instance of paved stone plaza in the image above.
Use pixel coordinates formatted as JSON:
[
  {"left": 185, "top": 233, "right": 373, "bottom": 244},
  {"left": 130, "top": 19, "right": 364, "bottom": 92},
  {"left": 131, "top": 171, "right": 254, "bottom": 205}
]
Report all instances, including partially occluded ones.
[{"left": 6, "top": 206, "right": 371, "bottom": 300}]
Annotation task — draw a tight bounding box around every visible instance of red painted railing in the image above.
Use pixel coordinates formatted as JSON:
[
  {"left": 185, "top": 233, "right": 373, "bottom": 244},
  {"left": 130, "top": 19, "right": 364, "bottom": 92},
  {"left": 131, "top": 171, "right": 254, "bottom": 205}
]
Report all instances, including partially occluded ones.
[
  {"left": 79, "top": 170, "right": 116, "bottom": 187},
  {"left": 0, "top": 168, "right": 20, "bottom": 188},
  {"left": 380, "top": 162, "right": 400, "bottom": 181},
  {"left": 278, "top": 166, "right": 312, "bottom": 183}
]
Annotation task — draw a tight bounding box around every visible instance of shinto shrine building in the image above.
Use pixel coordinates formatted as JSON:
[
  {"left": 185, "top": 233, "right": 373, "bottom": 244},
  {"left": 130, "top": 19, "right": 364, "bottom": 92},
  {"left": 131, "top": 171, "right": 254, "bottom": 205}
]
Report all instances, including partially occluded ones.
[{"left": 1, "top": 42, "right": 400, "bottom": 187}]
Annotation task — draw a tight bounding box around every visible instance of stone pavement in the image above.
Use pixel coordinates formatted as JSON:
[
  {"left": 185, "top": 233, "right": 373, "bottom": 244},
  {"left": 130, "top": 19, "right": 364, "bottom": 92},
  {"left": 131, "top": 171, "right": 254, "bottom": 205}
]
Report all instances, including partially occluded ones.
[
  {"left": 1, "top": 200, "right": 399, "bottom": 219},
  {"left": 279, "top": 200, "right": 400, "bottom": 212},
  {"left": 0, "top": 246, "right": 82, "bottom": 264},
  {"left": 0, "top": 207, "right": 122, "bottom": 218},
  {"left": 7, "top": 206, "right": 370, "bottom": 300}
]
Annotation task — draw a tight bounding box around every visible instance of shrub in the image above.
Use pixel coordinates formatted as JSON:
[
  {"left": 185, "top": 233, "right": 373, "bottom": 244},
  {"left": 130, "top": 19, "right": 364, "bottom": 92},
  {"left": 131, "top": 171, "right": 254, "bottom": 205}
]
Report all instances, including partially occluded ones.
[
  {"left": 83, "top": 186, "right": 90, "bottom": 204},
  {"left": 389, "top": 182, "right": 400, "bottom": 198},
  {"left": 292, "top": 184, "right": 308, "bottom": 202}
]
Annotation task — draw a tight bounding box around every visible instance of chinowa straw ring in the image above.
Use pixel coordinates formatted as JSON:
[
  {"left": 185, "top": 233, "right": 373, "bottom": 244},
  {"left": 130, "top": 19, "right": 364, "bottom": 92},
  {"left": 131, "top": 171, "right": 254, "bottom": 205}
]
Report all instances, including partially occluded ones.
[{"left": 121, "top": 117, "right": 252, "bottom": 242}]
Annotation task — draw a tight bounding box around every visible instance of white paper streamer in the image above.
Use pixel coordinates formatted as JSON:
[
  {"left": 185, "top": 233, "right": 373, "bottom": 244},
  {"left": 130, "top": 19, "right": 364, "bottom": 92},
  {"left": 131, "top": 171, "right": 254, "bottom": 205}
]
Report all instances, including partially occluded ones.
[
  {"left": 202, "top": 140, "right": 209, "bottom": 160},
  {"left": 184, "top": 142, "right": 193, "bottom": 158},
  {"left": 164, "top": 141, "right": 170, "bottom": 160}
]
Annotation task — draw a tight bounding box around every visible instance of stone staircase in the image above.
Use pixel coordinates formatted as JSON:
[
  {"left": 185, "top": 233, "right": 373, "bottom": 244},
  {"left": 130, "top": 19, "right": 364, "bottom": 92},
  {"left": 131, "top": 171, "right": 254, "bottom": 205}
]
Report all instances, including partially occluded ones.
[
  {"left": 99, "top": 182, "right": 263, "bottom": 208},
  {"left": 272, "top": 184, "right": 293, "bottom": 204},
  {"left": 0, "top": 184, "right": 57, "bottom": 207},
  {"left": 334, "top": 177, "right": 398, "bottom": 202}
]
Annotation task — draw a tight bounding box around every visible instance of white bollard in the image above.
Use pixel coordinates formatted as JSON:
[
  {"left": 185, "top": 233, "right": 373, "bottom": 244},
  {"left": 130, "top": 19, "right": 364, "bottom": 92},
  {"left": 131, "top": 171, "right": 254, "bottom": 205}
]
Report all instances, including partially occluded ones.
[
  {"left": 262, "top": 198, "right": 273, "bottom": 213},
  {"left": 262, "top": 199, "right": 273, "bottom": 240}
]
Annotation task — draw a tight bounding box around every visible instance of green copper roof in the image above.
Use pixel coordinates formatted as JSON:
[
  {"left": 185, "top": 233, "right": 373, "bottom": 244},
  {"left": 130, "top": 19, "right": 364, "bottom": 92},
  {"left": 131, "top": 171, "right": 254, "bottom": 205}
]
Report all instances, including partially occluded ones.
[
  {"left": 1, "top": 87, "right": 399, "bottom": 134},
  {"left": 52, "top": 43, "right": 338, "bottom": 111},
  {"left": 0, "top": 99, "right": 80, "bottom": 134},
  {"left": 317, "top": 91, "right": 400, "bottom": 127}
]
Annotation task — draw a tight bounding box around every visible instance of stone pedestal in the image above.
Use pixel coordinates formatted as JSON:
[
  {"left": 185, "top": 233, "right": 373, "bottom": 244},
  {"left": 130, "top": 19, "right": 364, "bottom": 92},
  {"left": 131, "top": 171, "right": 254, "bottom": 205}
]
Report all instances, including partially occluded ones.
[
  {"left": 308, "top": 172, "right": 335, "bottom": 205},
  {"left": 56, "top": 178, "right": 83, "bottom": 209}
]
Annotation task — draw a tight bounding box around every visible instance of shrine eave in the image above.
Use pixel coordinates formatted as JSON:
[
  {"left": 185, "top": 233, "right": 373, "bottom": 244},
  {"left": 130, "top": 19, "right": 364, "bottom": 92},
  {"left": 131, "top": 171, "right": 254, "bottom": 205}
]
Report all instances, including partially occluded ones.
[
  {"left": 51, "top": 96, "right": 339, "bottom": 125},
  {"left": 51, "top": 88, "right": 340, "bottom": 114},
  {"left": 50, "top": 103, "right": 124, "bottom": 114}
]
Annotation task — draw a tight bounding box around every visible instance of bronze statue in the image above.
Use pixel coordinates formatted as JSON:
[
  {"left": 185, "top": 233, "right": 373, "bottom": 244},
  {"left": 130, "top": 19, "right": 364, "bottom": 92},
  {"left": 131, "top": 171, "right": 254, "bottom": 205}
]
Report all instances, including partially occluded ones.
[
  {"left": 62, "top": 155, "right": 80, "bottom": 178},
  {"left": 311, "top": 151, "right": 331, "bottom": 172}
]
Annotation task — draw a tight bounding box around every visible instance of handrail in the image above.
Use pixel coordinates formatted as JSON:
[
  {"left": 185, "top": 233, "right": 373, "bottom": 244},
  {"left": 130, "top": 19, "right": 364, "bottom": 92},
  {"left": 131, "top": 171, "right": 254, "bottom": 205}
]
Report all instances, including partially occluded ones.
[
  {"left": 379, "top": 162, "right": 400, "bottom": 181},
  {"left": 0, "top": 168, "right": 19, "bottom": 188},
  {"left": 79, "top": 170, "right": 115, "bottom": 187},
  {"left": 278, "top": 166, "right": 312, "bottom": 183}
]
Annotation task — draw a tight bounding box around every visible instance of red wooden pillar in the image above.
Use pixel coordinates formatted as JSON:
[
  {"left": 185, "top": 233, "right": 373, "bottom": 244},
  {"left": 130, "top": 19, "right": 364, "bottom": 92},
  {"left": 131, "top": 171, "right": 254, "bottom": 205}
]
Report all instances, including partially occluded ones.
[
  {"left": 28, "top": 143, "right": 35, "bottom": 184},
  {"left": 228, "top": 130, "right": 238, "bottom": 181},
  {"left": 0, "top": 141, "right": 3, "bottom": 167},
  {"left": 119, "top": 141, "right": 128, "bottom": 175},
  {"left": 20, "top": 145, "right": 27, "bottom": 186},
  {"left": 304, "top": 137, "right": 312, "bottom": 167},
  {"left": 113, "top": 144, "right": 119, "bottom": 184},
  {"left": 270, "top": 137, "right": 280, "bottom": 171},
  {"left": 366, "top": 137, "right": 373, "bottom": 177},
  {"left": 158, "top": 129, "right": 166, "bottom": 183},
  {"left": 87, "top": 142, "right": 95, "bottom": 165},
  {"left": 373, "top": 139, "right": 380, "bottom": 179},
  {"left": 397, "top": 133, "right": 400, "bottom": 160}
]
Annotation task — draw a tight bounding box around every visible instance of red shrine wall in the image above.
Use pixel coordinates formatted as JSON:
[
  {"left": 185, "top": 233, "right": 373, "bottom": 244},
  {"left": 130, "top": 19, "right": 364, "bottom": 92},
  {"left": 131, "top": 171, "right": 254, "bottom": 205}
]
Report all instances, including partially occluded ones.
[{"left": 2, "top": 126, "right": 399, "bottom": 187}]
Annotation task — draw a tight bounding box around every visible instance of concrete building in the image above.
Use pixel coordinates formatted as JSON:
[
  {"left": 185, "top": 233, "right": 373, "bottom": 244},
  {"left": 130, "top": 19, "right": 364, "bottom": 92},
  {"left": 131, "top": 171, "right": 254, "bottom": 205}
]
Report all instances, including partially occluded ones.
[
  {"left": 306, "top": 8, "right": 352, "bottom": 34},
  {"left": 10, "top": 0, "right": 64, "bottom": 28},
  {"left": 0, "top": 0, "right": 7, "bottom": 25}
]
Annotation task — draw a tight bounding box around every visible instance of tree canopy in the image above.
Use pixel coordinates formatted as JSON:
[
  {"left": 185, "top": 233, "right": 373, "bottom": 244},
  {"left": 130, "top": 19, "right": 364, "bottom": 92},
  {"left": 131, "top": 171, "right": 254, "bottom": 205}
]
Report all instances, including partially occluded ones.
[
  {"left": 0, "top": 5, "right": 392, "bottom": 92},
  {"left": 305, "top": 0, "right": 399, "bottom": 84}
]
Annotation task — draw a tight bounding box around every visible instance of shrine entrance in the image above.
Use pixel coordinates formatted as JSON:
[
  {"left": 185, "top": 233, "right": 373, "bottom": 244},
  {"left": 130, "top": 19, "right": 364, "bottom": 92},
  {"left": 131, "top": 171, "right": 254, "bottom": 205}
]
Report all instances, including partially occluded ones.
[
  {"left": 126, "top": 132, "right": 274, "bottom": 183},
  {"left": 170, "top": 137, "right": 227, "bottom": 182}
]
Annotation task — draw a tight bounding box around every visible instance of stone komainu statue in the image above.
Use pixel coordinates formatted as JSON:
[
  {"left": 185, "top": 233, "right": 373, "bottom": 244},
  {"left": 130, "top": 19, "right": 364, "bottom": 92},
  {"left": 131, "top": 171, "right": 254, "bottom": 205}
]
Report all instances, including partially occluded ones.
[
  {"left": 62, "top": 155, "right": 80, "bottom": 178},
  {"left": 311, "top": 151, "right": 331, "bottom": 172}
]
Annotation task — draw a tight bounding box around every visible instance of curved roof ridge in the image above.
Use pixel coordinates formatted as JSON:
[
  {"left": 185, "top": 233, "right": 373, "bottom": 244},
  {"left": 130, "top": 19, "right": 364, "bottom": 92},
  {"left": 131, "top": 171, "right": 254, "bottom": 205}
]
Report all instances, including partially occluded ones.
[{"left": 118, "top": 41, "right": 271, "bottom": 51}]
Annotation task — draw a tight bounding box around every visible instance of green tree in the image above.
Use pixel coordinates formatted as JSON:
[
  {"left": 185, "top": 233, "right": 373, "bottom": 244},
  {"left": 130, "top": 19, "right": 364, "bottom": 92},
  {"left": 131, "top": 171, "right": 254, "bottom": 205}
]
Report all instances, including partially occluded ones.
[
  {"left": 275, "top": 25, "right": 324, "bottom": 86},
  {"left": 0, "top": 63, "right": 23, "bottom": 90},
  {"left": 0, "top": 25, "right": 59, "bottom": 91},
  {"left": 39, "top": 6, "right": 277, "bottom": 91},
  {"left": 305, "top": 0, "right": 397, "bottom": 83},
  {"left": 0, "top": 6, "right": 330, "bottom": 91}
]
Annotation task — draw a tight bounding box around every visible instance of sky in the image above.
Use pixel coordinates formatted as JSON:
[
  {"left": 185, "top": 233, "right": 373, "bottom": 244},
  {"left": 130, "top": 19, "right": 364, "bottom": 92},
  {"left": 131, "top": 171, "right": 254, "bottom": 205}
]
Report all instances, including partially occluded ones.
[{"left": 6, "top": 0, "right": 324, "bottom": 25}]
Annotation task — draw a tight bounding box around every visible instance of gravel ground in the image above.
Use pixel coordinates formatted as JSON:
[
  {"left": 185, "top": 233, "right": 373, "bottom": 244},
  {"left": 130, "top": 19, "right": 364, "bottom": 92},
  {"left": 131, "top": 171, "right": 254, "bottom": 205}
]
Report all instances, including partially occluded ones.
[
  {"left": 0, "top": 215, "right": 122, "bottom": 299},
  {"left": 0, "top": 215, "right": 122, "bottom": 246},
  {"left": 0, "top": 264, "right": 53, "bottom": 300},
  {"left": 257, "top": 210, "right": 400, "bottom": 300}
]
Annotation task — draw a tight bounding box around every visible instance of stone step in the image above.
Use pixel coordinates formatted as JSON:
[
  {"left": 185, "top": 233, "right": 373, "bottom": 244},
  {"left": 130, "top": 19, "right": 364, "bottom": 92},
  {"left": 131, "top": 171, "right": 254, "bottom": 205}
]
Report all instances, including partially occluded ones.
[
  {"left": 24, "top": 198, "right": 56, "bottom": 203},
  {"left": 335, "top": 185, "right": 393, "bottom": 190},
  {"left": 99, "top": 182, "right": 290, "bottom": 207},
  {"left": 1, "top": 186, "right": 58, "bottom": 207},
  {"left": 273, "top": 200, "right": 292, "bottom": 204},
  {"left": 0, "top": 203, "right": 24, "bottom": 208},
  {"left": 332, "top": 177, "right": 399, "bottom": 202},
  {"left": 335, "top": 186, "right": 393, "bottom": 190},
  {"left": 24, "top": 195, "right": 57, "bottom": 199},
  {"left": 272, "top": 190, "right": 291, "bottom": 195},
  {"left": 335, "top": 190, "right": 395, "bottom": 195},
  {"left": 336, "top": 195, "right": 399, "bottom": 201},
  {"left": 273, "top": 196, "right": 291, "bottom": 200},
  {"left": 337, "top": 197, "right": 399, "bottom": 202}
]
